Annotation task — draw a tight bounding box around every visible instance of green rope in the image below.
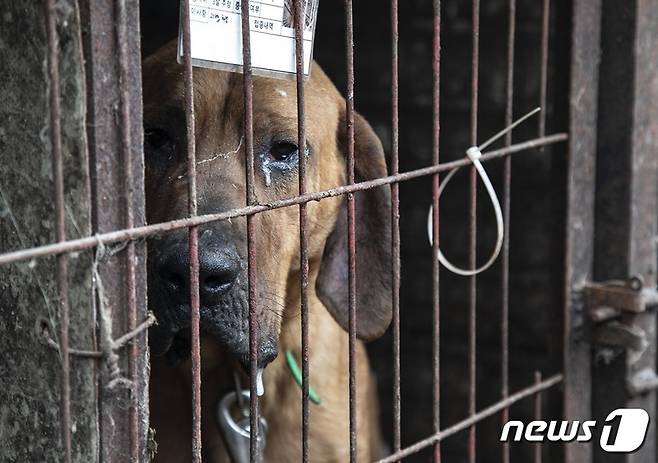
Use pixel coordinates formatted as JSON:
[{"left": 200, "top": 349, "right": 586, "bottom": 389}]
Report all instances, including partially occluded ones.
[{"left": 285, "top": 350, "right": 321, "bottom": 405}]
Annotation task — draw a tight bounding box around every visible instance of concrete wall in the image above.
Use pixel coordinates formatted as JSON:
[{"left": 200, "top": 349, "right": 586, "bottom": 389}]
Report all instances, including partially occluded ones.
[{"left": 0, "top": 3, "right": 97, "bottom": 462}]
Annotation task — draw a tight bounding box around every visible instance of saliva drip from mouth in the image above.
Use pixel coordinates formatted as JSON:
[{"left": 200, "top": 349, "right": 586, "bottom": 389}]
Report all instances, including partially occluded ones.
[{"left": 256, "top": 368, "right": 265, "bottom": 397}]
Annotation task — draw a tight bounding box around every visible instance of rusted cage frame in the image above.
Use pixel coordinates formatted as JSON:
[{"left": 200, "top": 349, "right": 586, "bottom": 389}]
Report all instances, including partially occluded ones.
[
  {"left": 562, "top": 2, "right": 658, "bottom": 463},
  {"left": 82, "top": 0, "right": 151, "bottom": 461},
  {"left": 25, "top": 0, "right": 579, "bottom": 461},
  {"left": 588, "top": 1, "right": 658, "bottom": 462},
  {"left": 562, "top": 0, "right": 601, "bottom": 462}
]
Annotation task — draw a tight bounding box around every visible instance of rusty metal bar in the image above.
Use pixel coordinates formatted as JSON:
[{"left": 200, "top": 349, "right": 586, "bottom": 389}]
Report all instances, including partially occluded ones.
[
  {"left": 80, "top": 1, "right": 148, "bottom": 460},
  {"left": 468, "top": 1, "right": 480, "bottom": 461},
  {"left": 390, "top": 0, "right": 401, "bottom": 460},
  {"left": 563, "top": 0, "right": 601, "bottom": 462},
  {"left": 501, "top": 1, "right": 515, "bottom": 463},
  {"left": 292, "top": 0, "right": 310, "bottom": 460},
  {"left": 533, "top": 372, "right": 542, "bottom": 463},
  {"left": 539, "top": 0, "right": 550, "bottom": 139},
  {"left": 239, "top": 1, "right": 260, "bottom": 461},
  {"left": 0, "top": 134, "right": 568, "bottom": 268},
  {"left": 344, "top": 0, "right": 357, "bottom": 460},
  {"left": 431, "top": 1, "right": 442, "bottom": 462},
  {"left": 44, "top": 2, "right": 71, "bottom": 461},
  {"left": 376, "top": 374, "right": 564, "bottom": 463},
  {"left": 114, "top": 0, "right": 141, "bottom": 459},
  {"left": 180, "top": 2, "right": 202, "bottom": 461}
]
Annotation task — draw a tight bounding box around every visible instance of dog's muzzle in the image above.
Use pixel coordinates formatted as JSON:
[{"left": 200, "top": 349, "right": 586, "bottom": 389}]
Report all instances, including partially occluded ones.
[
  {"left": 149, "top": 232, "right": 278, "bottom": 368},
  {"left": 158, "top": 238, "right": 241, "bottom": 305}
]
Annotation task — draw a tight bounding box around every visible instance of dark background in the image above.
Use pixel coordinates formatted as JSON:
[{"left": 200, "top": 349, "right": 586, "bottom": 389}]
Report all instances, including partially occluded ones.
[{"left": 140, "top": 1, "right": 572, "bottom": 461}]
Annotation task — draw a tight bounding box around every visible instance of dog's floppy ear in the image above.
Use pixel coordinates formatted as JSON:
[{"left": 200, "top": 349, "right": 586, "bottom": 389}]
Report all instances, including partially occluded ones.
[{"left": 316, "top": 110, "right": 392, "bottom": 341}]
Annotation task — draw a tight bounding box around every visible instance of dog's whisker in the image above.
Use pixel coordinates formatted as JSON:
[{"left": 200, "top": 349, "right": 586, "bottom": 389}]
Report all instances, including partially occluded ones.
[
  {"left": 258, "top": 296, "right": 285, "bottom": 309},
  {"left": 258, "top": 291, "right": 288, "bottom": 308}
]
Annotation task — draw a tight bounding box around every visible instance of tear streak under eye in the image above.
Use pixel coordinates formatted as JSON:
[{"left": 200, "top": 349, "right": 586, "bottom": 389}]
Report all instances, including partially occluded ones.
[
  {"left": 259, "top": 147, "right": 309, "bottom": 187},
  {"left": 260, "top": 152, "right": 296, "bottom": 187}
]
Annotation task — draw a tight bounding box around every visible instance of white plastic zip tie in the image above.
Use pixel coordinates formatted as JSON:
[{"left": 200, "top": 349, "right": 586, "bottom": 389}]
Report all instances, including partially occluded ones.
[{"left": 427, "top": 108, "right": 541, "bottom": 277}]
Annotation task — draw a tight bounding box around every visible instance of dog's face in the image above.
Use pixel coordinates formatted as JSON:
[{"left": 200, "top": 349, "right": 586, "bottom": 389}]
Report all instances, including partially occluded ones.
[{"left": 143, "top": 43, "right": 392, "bottom": 369}]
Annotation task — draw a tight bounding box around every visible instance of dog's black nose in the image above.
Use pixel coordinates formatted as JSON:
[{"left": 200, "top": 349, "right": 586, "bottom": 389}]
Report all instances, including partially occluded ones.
[
  {"left": 199, "top": 249, "right": 240, "bottom": 298},
  {"left": 159, "top": 245, "right": 240, "bottom": 304}
]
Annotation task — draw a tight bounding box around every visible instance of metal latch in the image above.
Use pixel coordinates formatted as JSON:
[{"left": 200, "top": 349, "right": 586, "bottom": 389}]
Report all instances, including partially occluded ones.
[
  {"left": 586, "top": 277, "right": 658, "bottom": 352},
  {"left": 586, "top": 278, "right": 658, "bottom": 395},
  {"left": 586, "top": 277, "right": 658, "bottom": 321}
]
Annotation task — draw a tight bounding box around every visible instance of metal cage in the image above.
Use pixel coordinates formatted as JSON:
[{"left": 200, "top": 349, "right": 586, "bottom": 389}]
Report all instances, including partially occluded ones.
[{"left": 0, "top": 0, "right": 657, "bottom": 462}]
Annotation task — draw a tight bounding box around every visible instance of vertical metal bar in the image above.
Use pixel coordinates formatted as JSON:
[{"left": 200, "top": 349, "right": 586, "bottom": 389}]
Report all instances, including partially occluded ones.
[
  {"left": 533, "top": 372, "right": 542, "bottom": 463},
  {"left": 292, "top": 1, "right": 310, "bottom": 461},
  {"left": 591, "top": 1, "right": 658, "bottom": 461},
  {"left": 344, "top": 0, "right": 357, "bottom": 460},
  {"left": 563, "top": 1, "right": 601, "bottom": 462},
  {"left": 501, "top": 2, "right": 515, "bottom": 463},
  {"left": 240, "top": 2, "right": 259, "bottom": 461},
  {"left": 431, "top": 1, "right": 442, "bottom": 462},
  {"left": 44, "top": 2, "right": 71, "bottom": 461},
  {"left": 624, "top": 3, "right": 658, "bottom": 459},
  {"left": 181, "top": 2, "right": 202, "bottom": 462},
  {"left": 391, "top": 0, "right": 401, "bottom": 460},
  {"left": 114, "top": 1, "right": 140, "bottom": 459},
  {"left": 539, "top": 0, "right": 550, "bottom": 139},
  {"left": 80, "top": 1, "right": 148, "bottom": 460},
  {"left": 468, "top": 1, "right": 479, "bottom": 462}
]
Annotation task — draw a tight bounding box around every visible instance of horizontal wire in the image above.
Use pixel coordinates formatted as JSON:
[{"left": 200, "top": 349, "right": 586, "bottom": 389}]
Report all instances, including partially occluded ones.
[
  {"left": 376, "top": 374, "right": 564, "bottom": 463},
  {"left": 0, "top": 133, "right": 567, "bottom": 266}
]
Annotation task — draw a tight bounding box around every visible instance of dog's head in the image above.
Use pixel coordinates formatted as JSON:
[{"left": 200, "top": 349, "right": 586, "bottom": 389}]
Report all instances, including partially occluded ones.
[{"left": 143, "top": 42, "right": 391, "bottom": 369}]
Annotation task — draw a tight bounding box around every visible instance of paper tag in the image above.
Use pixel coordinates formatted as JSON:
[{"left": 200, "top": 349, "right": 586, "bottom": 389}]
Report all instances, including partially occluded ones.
[{"left": 179, "top": 0, "right": 319, "bottom": 79}]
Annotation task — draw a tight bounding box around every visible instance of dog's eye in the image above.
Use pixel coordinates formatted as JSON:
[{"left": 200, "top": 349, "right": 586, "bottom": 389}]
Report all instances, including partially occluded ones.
[
  {"left": 145, "top": 128, "right": 176, "bottom": 156},
  {"left": 269, "top": 141, "right": 298, "bottom": 162}
]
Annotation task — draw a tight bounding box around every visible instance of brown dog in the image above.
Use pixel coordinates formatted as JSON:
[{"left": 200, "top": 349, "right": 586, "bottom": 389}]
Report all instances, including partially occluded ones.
[{"left": 143, "top": 42, "right": 392, "bottom": 462}]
